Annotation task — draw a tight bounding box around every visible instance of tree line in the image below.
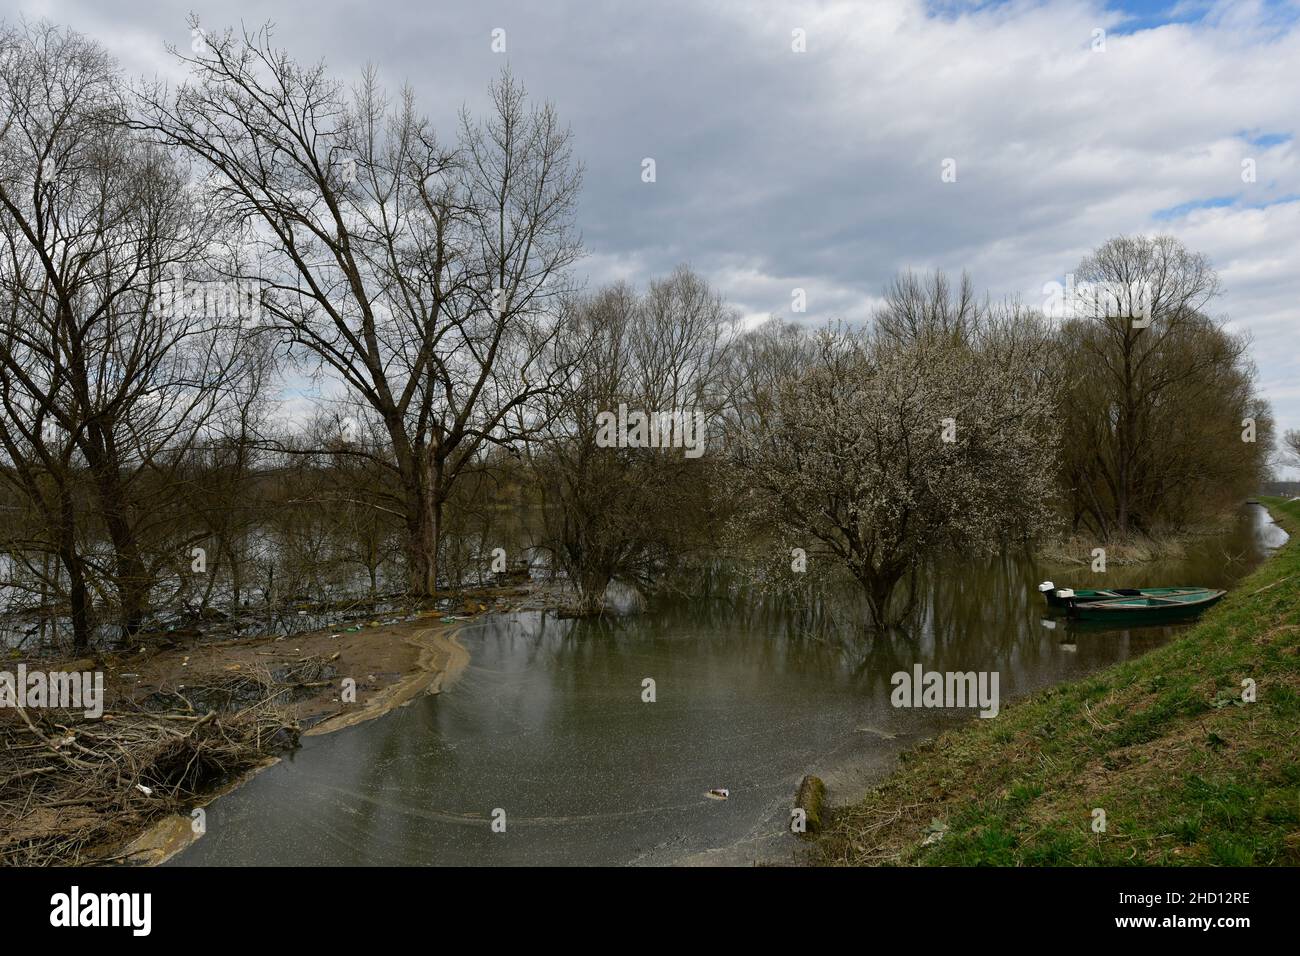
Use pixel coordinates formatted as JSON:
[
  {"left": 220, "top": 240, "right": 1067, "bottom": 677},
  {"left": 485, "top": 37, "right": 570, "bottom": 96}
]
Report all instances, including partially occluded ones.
[{"left": 0, "top": 20, "right": 1275, "bottom": 648}]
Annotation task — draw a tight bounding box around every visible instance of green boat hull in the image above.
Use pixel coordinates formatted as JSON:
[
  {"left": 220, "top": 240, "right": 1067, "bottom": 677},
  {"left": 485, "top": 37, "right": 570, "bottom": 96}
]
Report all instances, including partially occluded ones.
[
  {"left": 1068, "top": 589, "right": 1226, "bottom": 624},
  {"left": 1041, "top": 585, "right": 1207, "bottom": 610}
]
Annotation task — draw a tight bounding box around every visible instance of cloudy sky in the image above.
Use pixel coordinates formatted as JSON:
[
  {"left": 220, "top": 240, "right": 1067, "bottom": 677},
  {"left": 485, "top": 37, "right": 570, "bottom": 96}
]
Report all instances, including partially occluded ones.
[{"left": 17, "top": 0, "right": 1300, "bottom": 472}]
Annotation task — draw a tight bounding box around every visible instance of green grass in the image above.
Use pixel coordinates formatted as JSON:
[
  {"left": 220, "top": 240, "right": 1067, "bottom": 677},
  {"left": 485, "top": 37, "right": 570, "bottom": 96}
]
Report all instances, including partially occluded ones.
[{"left": 819, "top": 496, "right": 1300, "bottom": 866}]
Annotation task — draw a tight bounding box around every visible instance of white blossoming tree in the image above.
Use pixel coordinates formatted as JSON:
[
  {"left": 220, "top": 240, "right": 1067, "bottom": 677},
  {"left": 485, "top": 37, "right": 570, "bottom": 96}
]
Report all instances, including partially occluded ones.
[{"left": 726, "top": 292, "right": 1059, "bottom": 628}]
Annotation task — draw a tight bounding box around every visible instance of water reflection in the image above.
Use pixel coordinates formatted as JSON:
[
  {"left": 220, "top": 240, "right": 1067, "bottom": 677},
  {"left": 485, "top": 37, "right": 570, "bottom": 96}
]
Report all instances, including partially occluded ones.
[{"left": 172, "top": 504, "right": 1284, "bottom": 866}]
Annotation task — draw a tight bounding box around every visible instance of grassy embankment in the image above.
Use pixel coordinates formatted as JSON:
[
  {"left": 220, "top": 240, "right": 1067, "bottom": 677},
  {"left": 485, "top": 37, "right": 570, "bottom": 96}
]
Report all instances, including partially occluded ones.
[{"left": 820, "top": 496, "right": 1300, "bottom": 866}]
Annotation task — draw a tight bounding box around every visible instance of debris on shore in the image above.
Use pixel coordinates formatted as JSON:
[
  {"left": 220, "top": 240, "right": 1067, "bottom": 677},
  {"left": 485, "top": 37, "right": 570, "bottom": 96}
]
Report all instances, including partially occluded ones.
[{"left": 0, "top": 661, "right": 323, "bottom": 866}]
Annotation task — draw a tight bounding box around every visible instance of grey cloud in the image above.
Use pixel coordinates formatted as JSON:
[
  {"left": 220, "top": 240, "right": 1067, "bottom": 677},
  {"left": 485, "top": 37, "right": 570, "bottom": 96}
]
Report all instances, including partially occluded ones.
[{"left": 27, "top": 0, "right": 1300, "bottom": 466}]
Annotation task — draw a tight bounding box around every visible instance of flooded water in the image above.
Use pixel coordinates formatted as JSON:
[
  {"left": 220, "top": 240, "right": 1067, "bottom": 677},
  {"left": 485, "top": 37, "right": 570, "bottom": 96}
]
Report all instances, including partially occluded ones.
[{"left": 172, "top": 504, "right": 1287, "bottom": 866}]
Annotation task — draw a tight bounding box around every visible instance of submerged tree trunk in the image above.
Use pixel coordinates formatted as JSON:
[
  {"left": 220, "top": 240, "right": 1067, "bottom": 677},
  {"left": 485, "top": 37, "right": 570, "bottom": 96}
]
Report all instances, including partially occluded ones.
[
  {"left": 574, "top": 569, "right": 612, "bottom": 616},
  {"left": 859, "top": 562, "right": 906, "bottom": 630},
  {"left": 56, "top": 492, "right": 92, "bottom": 651}
]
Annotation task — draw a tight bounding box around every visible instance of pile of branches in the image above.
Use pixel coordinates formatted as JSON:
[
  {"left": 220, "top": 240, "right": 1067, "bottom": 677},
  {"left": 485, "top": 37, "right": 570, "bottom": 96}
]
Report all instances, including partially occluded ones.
[{"left": 0, "top": 664, "right": 305, "bottom": 866}]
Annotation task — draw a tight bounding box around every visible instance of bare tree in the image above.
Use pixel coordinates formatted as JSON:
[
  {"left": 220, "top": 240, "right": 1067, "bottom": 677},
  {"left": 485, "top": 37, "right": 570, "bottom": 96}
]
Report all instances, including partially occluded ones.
[
  {"left": 530, "top": 268, "right": 735, "bottom": 614},
  {"left": 875, "top": 269, "right": 980, "bottom": 345},
  {"left": 0, "top": 20, "right": 238, "bottom": 646},
  {"left": 1281, "top": 430, "right": 1300, "bottom": 471},
  {"left": 1061, "top": 235, "right": 1266, "bottom": 536},
  {"left": 1068, "top": 236, "right": 1219, "bottom": 534},
  {"left": 140, "top": 22, "right": 581, "bottom": 598}
]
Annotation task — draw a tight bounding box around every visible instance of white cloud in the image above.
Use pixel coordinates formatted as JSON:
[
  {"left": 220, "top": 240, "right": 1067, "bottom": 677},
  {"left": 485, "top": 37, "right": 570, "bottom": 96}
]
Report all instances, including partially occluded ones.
[{"left": 23, "top": 0, "right": 1300, "bottom": 471}]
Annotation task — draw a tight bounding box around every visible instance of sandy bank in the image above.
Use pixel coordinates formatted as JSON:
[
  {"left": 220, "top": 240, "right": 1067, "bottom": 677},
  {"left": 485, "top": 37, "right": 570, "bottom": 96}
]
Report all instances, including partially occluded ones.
[{"left": 1, "top": 585, "right": 535, "bottom": 866}]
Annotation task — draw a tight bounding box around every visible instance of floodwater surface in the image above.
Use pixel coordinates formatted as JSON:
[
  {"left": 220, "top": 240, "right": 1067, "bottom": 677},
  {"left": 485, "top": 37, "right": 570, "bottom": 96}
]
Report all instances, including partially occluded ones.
[{"left": 172, "top": 504, "right": 1287, "bottom": 866}]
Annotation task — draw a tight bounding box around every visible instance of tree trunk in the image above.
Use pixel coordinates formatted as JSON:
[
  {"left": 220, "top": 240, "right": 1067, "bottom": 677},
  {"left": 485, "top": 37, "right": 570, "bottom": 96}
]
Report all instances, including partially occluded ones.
[
  {"left": 1116, "top": 326, "right": 1136, "bottom": 538},
  {"left": 575, "top": 569, "right": 611, "bottom": 615},
  {"left": 863, "top": 571, "right": 902, "bottom": 629},
  {"left": 230, "top": 544, "right": 243, "bottom": 612},
  {"left": 56, "top": 492, "right": 91, "bottom": 651},
  {"left": 82, "top": 426, "right": 149, "bottom": 636},
  {"left": 405, "top": 478, "right": 442, "bottom": 598}
]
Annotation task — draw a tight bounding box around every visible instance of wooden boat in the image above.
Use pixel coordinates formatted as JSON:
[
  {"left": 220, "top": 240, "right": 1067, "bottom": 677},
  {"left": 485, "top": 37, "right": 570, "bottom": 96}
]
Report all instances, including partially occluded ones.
[
  {"left": 1037, "top": 581, "right": 1207, "bottom": 610},
  {"left": 1067, "top": 588, "right": 1226, "bottom": 624}
]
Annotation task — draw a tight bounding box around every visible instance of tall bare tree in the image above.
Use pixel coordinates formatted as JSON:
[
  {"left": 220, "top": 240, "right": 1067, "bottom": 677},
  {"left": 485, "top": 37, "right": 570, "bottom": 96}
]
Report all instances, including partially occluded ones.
[
  {"left": 1284, "top": 430, "right": 1300, "bottom": 469},
  {"left": 1060, "top": 235, "right": 1267, "bottom": 536},
  {"left": 0, "top": 20, "right": 237, "bottom": 645},
  {"left": 140, "top": 22, "right": 581, "bottom": 597},
  {"left": 530, "top": 268, "right": 734, "bottom": 614}
]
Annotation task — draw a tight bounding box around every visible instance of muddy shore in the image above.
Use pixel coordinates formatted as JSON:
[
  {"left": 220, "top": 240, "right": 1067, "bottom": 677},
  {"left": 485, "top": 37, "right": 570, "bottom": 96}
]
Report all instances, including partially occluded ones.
[{"left": 0, "top": 583, "right": 547, "bottom": 866}]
